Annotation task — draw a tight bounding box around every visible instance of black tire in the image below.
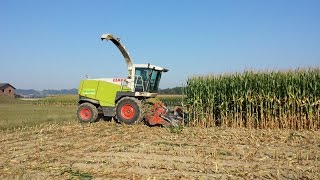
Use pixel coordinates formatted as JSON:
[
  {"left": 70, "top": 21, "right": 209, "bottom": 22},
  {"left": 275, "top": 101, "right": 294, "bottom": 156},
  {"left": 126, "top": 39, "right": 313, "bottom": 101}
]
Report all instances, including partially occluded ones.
[
  {"left": 77, "top": 103, "right": 98, "bottom": 123},
  {"left": 116, "top": 97, "right": 143, "bottom": 124}
]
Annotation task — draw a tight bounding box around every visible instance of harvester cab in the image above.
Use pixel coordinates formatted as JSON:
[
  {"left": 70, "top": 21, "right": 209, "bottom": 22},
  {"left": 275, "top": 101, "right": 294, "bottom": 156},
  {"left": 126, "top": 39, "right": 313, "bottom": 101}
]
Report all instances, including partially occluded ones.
[
  {"left": 100, "top": 34, "right": 168, "bottom": 96},
  {"left": 76, "top": 33, "right": 182, "bottom": 126}
]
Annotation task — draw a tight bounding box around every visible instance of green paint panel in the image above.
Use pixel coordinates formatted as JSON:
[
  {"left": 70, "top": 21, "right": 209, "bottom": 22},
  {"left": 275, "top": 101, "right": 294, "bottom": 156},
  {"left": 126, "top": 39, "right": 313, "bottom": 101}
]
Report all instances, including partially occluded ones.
[
  {"left": 83, "top": 89, "right": 96, "bottom": 95},
  {"left": 78, "top": 79, "right": 131, "bottom": 106}
]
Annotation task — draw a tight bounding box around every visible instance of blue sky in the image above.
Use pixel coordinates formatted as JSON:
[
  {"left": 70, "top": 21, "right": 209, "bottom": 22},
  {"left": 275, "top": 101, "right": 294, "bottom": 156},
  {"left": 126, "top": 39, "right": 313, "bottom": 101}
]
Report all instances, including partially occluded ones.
[{"left": 0, "top": 0, "right": 319, "bottom": 90}]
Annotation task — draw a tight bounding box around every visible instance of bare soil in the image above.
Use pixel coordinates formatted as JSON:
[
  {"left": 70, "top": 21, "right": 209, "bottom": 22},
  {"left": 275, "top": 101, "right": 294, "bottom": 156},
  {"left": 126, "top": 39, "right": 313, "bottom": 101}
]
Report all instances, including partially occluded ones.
[{"left": 0, "top": 121, "right": 319, "bottom": 179}]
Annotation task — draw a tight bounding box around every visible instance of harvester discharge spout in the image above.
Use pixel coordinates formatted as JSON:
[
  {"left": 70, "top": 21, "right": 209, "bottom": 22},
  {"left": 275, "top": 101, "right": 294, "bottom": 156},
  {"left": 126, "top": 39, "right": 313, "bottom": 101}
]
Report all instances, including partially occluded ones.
[{"left": 101, "top": 33, "right": 133, "bottom": 68}]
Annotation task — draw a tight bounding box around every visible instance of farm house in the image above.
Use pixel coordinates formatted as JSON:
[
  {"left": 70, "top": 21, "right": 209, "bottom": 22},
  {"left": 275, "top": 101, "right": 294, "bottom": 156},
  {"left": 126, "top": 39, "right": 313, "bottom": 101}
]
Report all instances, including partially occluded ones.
[{"left": 0, "top": 83, "right": 16, "bottom": 98}]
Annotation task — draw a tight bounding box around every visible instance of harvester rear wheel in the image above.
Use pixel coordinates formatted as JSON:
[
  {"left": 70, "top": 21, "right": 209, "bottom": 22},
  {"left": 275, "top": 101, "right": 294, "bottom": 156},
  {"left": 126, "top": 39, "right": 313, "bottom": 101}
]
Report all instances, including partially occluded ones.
[
  {"left": 77, "top": 103, "right": 98, "bottom": 123},
  {"left": 116, "top": 97, "right": 143, "bottom": 124}
]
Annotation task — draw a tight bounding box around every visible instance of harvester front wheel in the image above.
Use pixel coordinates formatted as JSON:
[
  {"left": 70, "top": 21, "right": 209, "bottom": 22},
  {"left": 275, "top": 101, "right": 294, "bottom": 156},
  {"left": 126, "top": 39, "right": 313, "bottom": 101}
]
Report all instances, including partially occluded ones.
[
  {"left": 116, "top": 97, "right": 143, "bottom": 124},
  {"left": 77, "top": 103, "right": 98, "bottom": 123}
]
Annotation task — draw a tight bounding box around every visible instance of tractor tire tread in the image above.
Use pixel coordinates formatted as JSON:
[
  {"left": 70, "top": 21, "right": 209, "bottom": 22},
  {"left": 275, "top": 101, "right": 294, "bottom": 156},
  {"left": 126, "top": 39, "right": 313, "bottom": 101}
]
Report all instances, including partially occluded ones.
[
  {"left": 116, "top": 97, "right": 143, "bottom": 124},
  {"left": 77, "top": 102, "right": 99, "bottom": 123}
]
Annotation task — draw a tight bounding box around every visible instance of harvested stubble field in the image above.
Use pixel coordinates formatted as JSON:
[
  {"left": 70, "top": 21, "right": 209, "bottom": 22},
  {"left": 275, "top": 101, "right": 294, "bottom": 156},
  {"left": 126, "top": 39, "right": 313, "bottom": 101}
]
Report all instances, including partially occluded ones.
[{"left": 0, "top": 121, "right": 319, "bottom": 179}]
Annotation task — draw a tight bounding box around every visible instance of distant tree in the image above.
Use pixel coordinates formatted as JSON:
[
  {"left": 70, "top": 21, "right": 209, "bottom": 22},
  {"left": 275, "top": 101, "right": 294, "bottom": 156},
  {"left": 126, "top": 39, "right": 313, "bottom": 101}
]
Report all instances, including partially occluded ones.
[
  {"left": 158, "top": 87, "right": 184, "bottom": 95},
  {"left": 16, "top": 88, "right": 78, "bottom": 97}
]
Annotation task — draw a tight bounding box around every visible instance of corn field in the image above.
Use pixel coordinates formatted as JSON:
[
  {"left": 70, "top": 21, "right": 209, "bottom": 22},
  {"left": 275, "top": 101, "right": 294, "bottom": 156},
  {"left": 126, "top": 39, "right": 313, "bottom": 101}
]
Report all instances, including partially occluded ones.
[
  {"left": 158, "top": 95, "right": 184, "bottom": 108},
  {"left": 32, "top": 95, "right": 78, "bottom": 106},
  {"left": 185, "top": 68, "right": 320, "bottom": 130}
]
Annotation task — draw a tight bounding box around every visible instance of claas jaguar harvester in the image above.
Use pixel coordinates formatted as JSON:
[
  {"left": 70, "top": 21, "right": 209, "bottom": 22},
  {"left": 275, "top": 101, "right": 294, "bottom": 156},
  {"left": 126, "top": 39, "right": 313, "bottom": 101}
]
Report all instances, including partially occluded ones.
[{"left": 76, "top": 33, "right": 182, "bottom": 126}]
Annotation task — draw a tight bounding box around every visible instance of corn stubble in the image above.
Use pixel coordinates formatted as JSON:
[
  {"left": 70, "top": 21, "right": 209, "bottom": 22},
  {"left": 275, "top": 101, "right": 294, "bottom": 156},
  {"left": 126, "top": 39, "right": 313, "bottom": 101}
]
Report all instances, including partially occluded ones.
[{"left": 185, "top": 68, "right": 320, "bottom": 130}]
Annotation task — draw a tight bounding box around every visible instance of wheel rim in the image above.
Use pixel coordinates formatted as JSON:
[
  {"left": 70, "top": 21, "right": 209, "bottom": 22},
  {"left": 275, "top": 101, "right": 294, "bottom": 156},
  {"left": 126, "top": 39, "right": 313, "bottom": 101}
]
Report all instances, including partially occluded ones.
[
  {"left": 80, "top": 108, "right": 91, "bottom": 121},
  {"left": 121, "top": 104, "right": 135, "bottom": 120}
]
